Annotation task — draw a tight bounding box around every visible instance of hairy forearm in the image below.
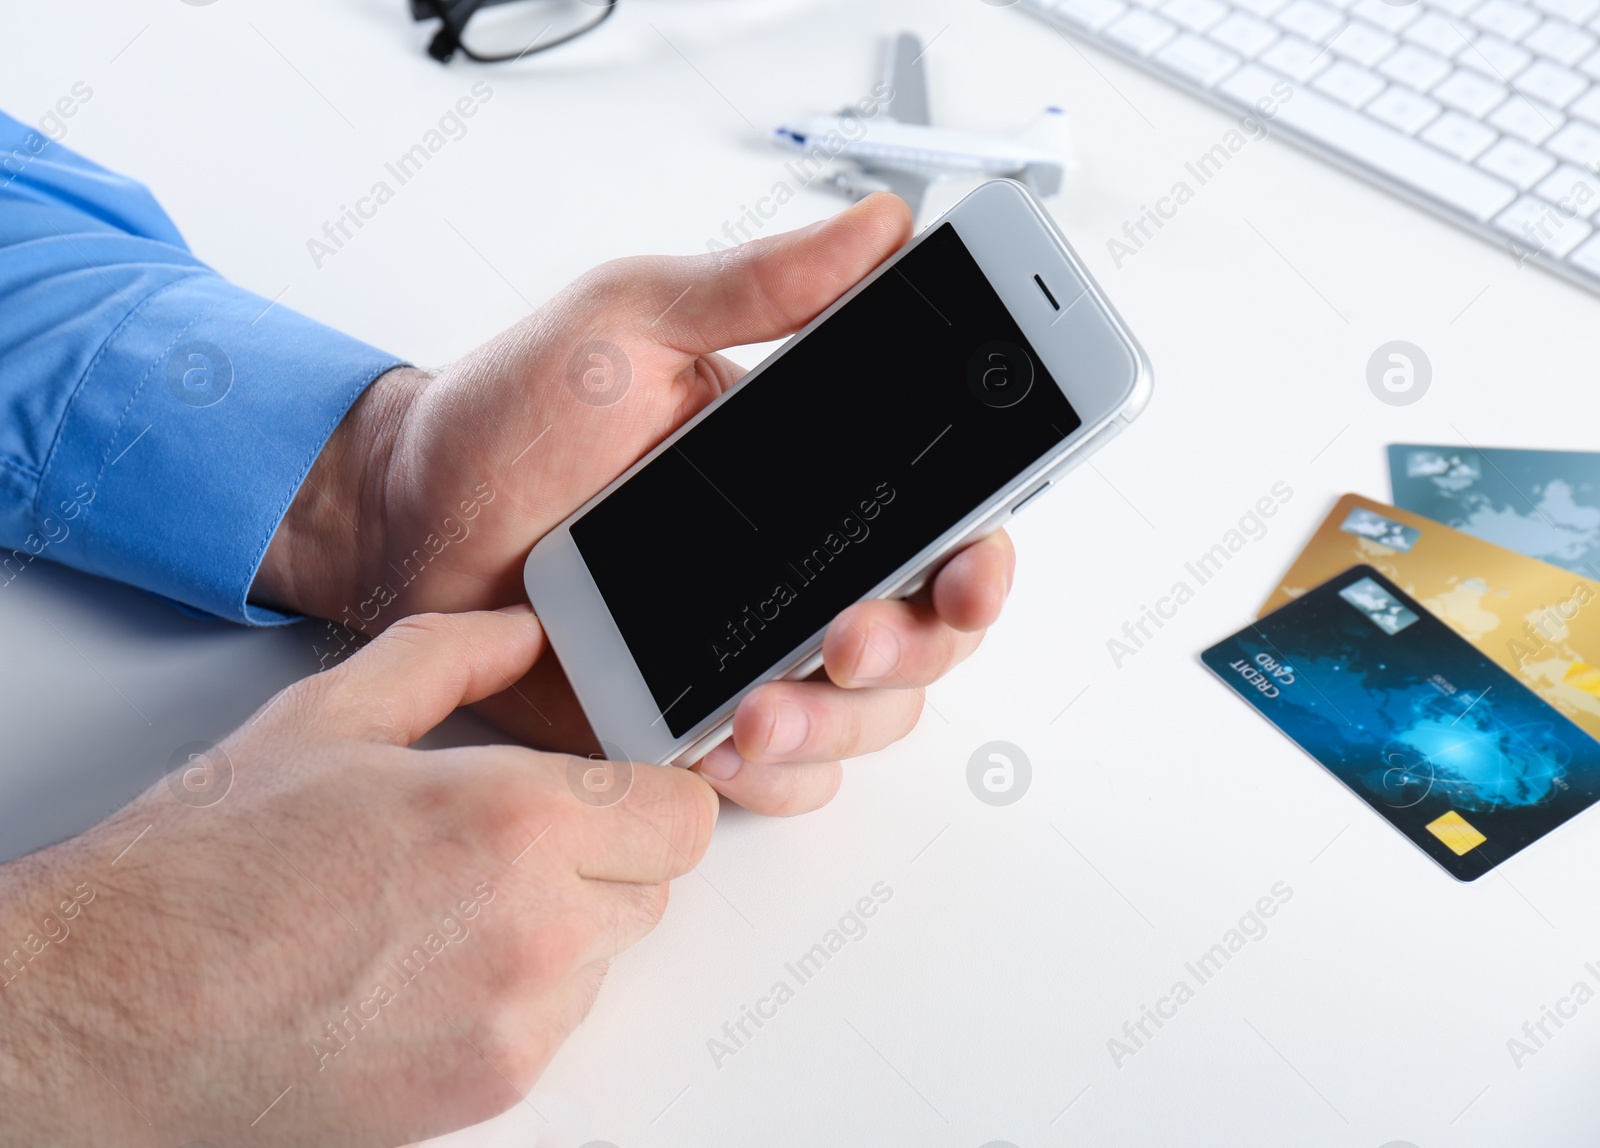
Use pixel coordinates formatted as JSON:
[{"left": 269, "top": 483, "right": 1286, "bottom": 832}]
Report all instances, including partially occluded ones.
[{"left": 250, "top": 366, "right": 430, "bottom": 624}]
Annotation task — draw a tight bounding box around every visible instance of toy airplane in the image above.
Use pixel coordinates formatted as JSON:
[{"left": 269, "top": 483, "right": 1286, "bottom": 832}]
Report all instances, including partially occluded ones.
[{"left": 772, "top": 32, "right": 1075, "bottom": 219}]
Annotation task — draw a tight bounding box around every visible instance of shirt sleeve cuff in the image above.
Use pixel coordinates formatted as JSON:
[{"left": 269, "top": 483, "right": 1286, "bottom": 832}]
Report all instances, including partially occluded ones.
[{"left": 37, "top": 273, "right": 403, "bottom": 625}]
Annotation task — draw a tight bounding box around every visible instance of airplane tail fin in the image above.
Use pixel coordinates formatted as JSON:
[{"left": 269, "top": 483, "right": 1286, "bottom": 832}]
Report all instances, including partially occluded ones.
[{"left": 1014, "top": 106, "right": 1079, "bottom": 176}]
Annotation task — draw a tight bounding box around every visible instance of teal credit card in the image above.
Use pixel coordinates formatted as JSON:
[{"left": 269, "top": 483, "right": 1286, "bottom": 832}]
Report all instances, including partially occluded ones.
[
  {"left": 1389, "top": 444, "right": 1600, "bottom": 578},
  {"left": 1204, "top": 566, "right": 1600, "bottom": 880}
]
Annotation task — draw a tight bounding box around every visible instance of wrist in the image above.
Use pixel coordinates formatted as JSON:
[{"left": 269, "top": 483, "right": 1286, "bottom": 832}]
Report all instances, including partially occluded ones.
[{"left": 251, "top": 365, "right": 430, "bottom": 623}]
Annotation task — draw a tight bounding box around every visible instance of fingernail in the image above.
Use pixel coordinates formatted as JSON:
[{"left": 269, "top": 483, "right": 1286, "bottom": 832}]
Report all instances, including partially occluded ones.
[
  {"left": 851, "top": 624, "right": 901, "bottom": 684},
  {"left": 699, "top": 741, "right": 744, "bottom": 781},
  {"left": 766, "top": 700, "right": 810, "bottom": 757},
  {"left": 496, "top": 602, "right": 535, "bottom": 616}
]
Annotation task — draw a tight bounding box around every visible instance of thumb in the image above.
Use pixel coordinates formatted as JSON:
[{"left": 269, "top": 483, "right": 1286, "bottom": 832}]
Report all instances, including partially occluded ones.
[
  {"left": 644, "top": 193, "right": 913, "bottom": 354},
  {"left": 283, "top": 607, "right": 546, "bottom": 745}
]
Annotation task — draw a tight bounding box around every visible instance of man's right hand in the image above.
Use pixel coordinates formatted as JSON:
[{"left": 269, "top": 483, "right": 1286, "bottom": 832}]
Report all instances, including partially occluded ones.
[{"left": 0, "top": 607, "right": 717, "bottom": 1147}]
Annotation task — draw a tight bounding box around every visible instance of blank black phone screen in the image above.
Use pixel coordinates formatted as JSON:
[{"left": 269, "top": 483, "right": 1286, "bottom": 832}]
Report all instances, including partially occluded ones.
[{"left": 570, "top": 223, "right": 1081, "bottom": 738}]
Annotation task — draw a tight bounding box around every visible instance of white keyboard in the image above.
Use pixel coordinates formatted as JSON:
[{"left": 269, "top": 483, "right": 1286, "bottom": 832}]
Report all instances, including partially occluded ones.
[{"left": 1022, "top": 0, "right": 1600, "bottom": 292}]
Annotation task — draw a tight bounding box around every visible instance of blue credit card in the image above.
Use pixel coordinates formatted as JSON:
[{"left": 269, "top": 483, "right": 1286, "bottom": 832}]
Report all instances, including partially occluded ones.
[
  {"left": 1203, "top": 565, "right": 1600, "bottom": 880},
  {"left": 1389, "top": 444, "right": 1600, "bottom": 579}
]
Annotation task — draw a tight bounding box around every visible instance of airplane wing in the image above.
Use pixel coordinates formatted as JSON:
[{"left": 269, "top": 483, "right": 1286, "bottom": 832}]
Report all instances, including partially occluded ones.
[
  {"left": 881, "top": 32, "right": 930, "bottom": 126},
  {"left": 832, "top": 32, "right": 933, "bottom": 215}
]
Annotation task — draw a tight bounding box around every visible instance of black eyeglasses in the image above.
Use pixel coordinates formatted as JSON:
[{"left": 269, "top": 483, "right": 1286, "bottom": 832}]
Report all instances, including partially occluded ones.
[{"left": 411, "top": 0, "right": 619, "bottom": 64}]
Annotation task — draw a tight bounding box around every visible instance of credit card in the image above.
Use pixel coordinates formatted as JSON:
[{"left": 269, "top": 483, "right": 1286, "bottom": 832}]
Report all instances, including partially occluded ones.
[
  {"left": 1262, "top": 494, "right": 1600, "bottom": 746},
  {"left": 1207, "top": 566, "right": 1600, "bottom": 880},
  {"left": 1389, "top": 444, "right": 1600, "bottom": 579}
]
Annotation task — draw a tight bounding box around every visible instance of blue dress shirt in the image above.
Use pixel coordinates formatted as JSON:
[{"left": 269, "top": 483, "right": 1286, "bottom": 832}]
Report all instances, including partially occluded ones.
[{"left": 0, "top": 110, "right": 402, "bottom": 624}]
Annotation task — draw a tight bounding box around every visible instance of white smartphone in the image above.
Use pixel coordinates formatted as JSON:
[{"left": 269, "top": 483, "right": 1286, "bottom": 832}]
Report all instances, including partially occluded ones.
[{"left": 523, "top": 180, "right": 1152, "bottom": 767}]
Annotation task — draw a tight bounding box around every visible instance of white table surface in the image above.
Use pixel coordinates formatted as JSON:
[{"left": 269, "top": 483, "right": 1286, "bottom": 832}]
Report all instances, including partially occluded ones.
[{"left": 7, "top": 1, "right": 1600, "bottom": 1145}]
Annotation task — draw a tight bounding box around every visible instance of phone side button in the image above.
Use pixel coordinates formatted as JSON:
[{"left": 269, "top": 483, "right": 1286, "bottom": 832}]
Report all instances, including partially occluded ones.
[
  {"left": 673, "top": 717, "right": 734, "bottom": 769},
  {"left": 1010, "top": 479, "right": 1051, "bottom": 516}
]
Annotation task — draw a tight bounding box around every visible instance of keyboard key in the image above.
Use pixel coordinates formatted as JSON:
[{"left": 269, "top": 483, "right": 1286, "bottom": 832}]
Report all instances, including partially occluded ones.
[
  {"left": 1210, "top": 11, "right": 1282, "bottom": 54},
  {"left": 1458, "top": 34, "right": 1533, "bottom": 77},
  {"left": 1275, "top": 0, "right": 1345, "bottom": 41},
  {"left": 1434, "top": 68, "right": 1511, "bottom": 114},
  {"left": 1331, "top": 19, "right": 1399, "bottom": 63},
  {"left": 1232, "top": 0, "right": 1291, "bottom": 19},
  {"left": 1220, "top": 63, "right": 1518, "bottom": 217},
  {"left": 1105, "top": 8, "right": 1180, "bottom": 53},
  {"left": 1314, "top": 58, "right": 1389, "bottom": 103},
  {"left": 1260, "top": 33, "right": 1336, "bottom": 76},
  {"left": 1568, "top": 231, "right": 1600, "bottom": 273},
  {"left": 1488, "top": 93, "right": 1565, "bottom": 138},
  {"left": 1469, "top": 0, "right": 1543, "bottom": 40},
  {"left": 1379, "top": 44, "right": 1454, "bottom": 88},
  {"left": 1429, "top": 0, "right": 1483, "bottom": 16},
  {"left": 1477, "top": 135, "right": 1561, "bottom": 183},
  {"left": 1568, "top": 84, "right": 1600, "bottom": 120},
  {"left": 1493, "top": 193, "right": 1594, "bottom": 251},
  {"left": 1516, "top": 58, "right": 1591, "bottom": 102},
  {"left": 1350, "top": 0, "right": 1421, "bottom": 31},
  {"left": 1048, "top": 0, "right": 1131, "bottom": 32},
  {"left": 1161, "top": 0, "right": 1230, "bottom": 30},
  {"left": 1365, "top": 84, "right": 1445, "bottom": 130},
  {"left": 1580, "top": 47, "right": 1600, "bottom": 76},
  {"left": 1156, "top": 32, "right": 1243, "bottom": 81},
  {"left": 1547, "top": 116, "right": 1600, "bottom": 159},
  {"left": 1420, "top": 108, "right": 1503, "bottom": 156},
  {"left": 1523, "top": 18, "right": 1598, "bottom": 63},
  {"left": 1535, "top": 162, "right": 1600, "bottom": 213},
  {"left": 1404, "top": 13, "right": 1472, "bottom": 57},
  {"left": 1534, "top": 0, "right": 1600, "bottom": 24}
]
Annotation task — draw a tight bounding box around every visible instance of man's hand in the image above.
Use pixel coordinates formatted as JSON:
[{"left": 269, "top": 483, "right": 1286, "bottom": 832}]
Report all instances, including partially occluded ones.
[
  {"left": 253, "top": 194, "right": 1016, "bottom": 815},
  {"left": 0, "top": 608, "right": 716, "bottom": 1148}
]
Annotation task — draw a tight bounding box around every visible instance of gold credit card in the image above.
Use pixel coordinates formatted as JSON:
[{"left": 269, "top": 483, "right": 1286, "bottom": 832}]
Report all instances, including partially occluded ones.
[{"left": 1264, "top": 494, "right": 1600, "bottom": 742}]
